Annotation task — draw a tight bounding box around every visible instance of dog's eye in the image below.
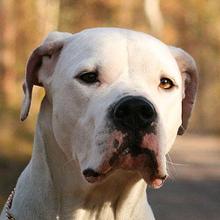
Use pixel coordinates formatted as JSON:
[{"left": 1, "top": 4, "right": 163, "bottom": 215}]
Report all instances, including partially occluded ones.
[
  {"left": 159, "top": 78, "right": 174, "bottom": 90},
  {"left": 78, "top": 71, "right": 99, "bottom": 84}
]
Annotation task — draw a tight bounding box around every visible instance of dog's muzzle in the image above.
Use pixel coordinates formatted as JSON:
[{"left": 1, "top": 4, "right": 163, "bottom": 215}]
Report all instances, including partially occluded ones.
[{"left": 83, "top": 96, "right": 167, "bottom": 188}]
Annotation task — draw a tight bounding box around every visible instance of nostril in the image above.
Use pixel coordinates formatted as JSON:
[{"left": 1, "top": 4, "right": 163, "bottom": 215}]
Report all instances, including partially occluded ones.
[
  {"left": 114, "top": 107, "right": 125, "bottom": 119},
  {"left": 140, "top": 104, "right": 156, "bottom": 121}
]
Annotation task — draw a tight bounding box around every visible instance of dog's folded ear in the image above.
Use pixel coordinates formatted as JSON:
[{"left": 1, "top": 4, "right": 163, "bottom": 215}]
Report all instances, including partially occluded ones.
[
  {"left": 20, "top": 32, "right": 72, "bottom": 121},
  {"left": 169, "top": 46, "right": 199, "bottom": 135}
]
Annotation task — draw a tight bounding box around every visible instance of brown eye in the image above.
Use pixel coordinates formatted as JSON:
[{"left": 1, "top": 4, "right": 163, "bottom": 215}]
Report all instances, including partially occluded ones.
[
  {"left": 159, "top": 78, "right": 174, "bottom": 90},
  {"left": 78, "top": 71, "right": 99, "bottom": 84}
]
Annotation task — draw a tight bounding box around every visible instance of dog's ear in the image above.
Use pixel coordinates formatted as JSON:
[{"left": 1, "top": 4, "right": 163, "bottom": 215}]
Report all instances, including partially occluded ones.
[
  {"left": 20, "top": 32, "right": 72, "bottom": 121},
  {"left": 169, "top": 46, "right": 199, "bottom": 135}
]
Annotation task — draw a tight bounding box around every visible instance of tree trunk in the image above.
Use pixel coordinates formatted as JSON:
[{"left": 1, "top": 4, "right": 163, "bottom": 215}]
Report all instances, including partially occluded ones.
[
  {"left": 36, "top": 0, "right": 60, "bottom": 37},
  {"left": 0, "top": 0, "right": 16, "bottom": 105},
  {"left": 144, "top": 0, "right": 164, "bottom": 37}
]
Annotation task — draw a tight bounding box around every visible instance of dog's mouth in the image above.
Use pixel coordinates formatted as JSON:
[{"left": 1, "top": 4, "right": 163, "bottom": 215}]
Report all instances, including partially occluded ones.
[{"left": 83, "top": 131, "right": 167, "bottom": 189}]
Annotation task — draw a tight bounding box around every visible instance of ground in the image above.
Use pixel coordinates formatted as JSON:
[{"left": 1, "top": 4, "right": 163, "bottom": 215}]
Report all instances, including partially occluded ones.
[
  {"left": 0, "top": 135, "right": 220, "bottom": 219},
  {"left": 148, "top": 135, "right": 220, "bottom": 220}
]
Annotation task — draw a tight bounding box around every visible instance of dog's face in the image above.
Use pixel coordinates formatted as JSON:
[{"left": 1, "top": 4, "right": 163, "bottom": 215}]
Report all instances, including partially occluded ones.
[{"left": 21, "top": 28, "right": 198, "bottom": 188}]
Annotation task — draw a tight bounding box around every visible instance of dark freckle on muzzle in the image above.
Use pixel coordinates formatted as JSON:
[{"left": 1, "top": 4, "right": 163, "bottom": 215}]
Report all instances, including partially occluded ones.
[{"left": 109, "top": 96, "right": 157, "bottom": 133}]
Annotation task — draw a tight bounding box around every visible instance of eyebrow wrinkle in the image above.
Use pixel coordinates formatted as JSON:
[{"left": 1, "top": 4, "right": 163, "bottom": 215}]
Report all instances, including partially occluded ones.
[{"left": 125, "top": 35, "right": 132, "bottom": 78}]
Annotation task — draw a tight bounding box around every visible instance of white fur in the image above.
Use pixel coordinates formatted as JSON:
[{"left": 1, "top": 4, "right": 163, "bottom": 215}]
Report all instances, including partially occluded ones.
[{"left": 1, "top": 28, "right": 184, "bottom": 220}]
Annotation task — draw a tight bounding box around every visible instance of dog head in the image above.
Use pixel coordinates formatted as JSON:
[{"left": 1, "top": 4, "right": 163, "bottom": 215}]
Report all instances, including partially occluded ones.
[{"left": 21, "top": 28, "right": 198, "bottom": 188}]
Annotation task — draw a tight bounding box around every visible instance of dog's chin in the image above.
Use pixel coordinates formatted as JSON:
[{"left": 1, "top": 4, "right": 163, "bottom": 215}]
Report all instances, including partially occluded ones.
[{"left": 83, "top": 134, "right": 167, "bottom": 189}]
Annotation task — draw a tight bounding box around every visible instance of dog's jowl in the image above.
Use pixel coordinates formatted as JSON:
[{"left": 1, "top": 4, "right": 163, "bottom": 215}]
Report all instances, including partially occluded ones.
[{"left": 0, "top": 28, "right": 198, "bottom": 220}]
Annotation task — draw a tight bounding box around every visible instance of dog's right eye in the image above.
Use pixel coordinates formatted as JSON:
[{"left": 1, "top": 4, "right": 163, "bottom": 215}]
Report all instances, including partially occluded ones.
[{"left": 77, "top": 71, "right": 100, "bottom": 84}]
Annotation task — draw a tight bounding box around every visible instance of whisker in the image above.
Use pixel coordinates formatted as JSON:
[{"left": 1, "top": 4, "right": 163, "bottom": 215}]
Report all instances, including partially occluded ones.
[
  {"left": 166, "top": 153, "right": 177, "bottom": 180},
  {"left": 166, "top": 161, "right": 186, "bottom": 166}
]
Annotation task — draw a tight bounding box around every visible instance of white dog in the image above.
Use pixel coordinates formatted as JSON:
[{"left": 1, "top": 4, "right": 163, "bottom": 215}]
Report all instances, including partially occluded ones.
[{"left": 0, "top": 28, "right": 198, "bottom": 220}]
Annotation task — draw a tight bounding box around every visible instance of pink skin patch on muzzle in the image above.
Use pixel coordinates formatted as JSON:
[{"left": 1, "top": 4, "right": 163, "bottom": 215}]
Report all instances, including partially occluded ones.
[
  {"left": 141, "top": 133, "right": 159, "bottom": 154},
  {"left": 141, "top": 133, "right": 167, "bottom": 188}
]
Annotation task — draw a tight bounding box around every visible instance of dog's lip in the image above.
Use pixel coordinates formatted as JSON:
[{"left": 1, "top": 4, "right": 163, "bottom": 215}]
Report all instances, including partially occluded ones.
[
  {"left": 140, "top": 169, "right": 168, "bottom": 189},
  {"left": 82, "top": 166, "right": 167, "bottom": 189},
  {"left": 83, "top": 131, "right": 167, "bottom": 187},
  {"left": 151, "top": 175, "right": 167, "bottom": 189},
  {"left": 82, "top": 169, "right": 103, "bottom": 183},
  {"left": 82, "top": 147, "right": 167, "bottom": 188},
  {"left": 82, "top": 168, "right": 110, "bottom": 183}
]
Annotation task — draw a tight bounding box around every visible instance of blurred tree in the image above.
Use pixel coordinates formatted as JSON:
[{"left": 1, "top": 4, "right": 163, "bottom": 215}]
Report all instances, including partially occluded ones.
[
  {"left": 161, "top": 0, "right": 220, "bottom": 134},
  {"left": 144, "top": 0, "right": 164, "bottom": 37},
  {"left": 58, "top": 0, "right": 148, "bottom": 32},
  {"left": 36, "top": 0, "right": 60, "bottom": 34},
  {"left": 0, "top": 0, "right": 16, "bottom": 106}
]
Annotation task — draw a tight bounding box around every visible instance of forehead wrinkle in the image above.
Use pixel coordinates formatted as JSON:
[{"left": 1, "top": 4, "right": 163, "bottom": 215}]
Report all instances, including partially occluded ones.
[
  {"left": 125, "top": 35, "right": 131, "bottom": 78},
  {"left": 125, "top": 35, "right": 161, "bottom": 79},
  {"left": 91, "top": 37, "right": 129, "bottom": 83}
]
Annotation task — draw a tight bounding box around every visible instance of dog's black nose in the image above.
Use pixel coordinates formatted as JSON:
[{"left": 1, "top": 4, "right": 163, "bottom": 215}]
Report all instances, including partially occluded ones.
[{"left": 113, "top": 96, "right": 157, "bottom": 130}]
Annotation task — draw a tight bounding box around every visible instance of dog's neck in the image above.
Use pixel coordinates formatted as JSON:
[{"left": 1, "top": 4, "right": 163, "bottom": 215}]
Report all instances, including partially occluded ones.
[{"left": 13, "top": 97, "right": 152, "bottom": 220}]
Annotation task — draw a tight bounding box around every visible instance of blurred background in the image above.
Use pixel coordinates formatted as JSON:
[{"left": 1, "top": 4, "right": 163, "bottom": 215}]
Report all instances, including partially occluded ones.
[{"left": 0, "top": 0, "right": 219, "bottom": 219}]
